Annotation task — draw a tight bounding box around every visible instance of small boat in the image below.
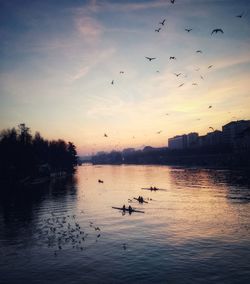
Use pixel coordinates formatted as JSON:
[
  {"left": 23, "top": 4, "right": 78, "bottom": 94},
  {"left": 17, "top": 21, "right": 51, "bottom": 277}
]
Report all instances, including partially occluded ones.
[
  {"left": 133, "top": 197, "right": 148, "bottom": 203},
  {"left": 112, "top": 207, "right": 145, "bottom": 213},
  {"left": 141, "top": 187, "right": 165, "bottom": 191}
]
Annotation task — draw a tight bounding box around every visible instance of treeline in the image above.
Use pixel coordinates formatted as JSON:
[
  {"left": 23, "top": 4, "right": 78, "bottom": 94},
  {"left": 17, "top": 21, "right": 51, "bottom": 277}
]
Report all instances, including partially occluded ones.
[{"left": 0, "top": 124, "right": 78, "bottom": 183}]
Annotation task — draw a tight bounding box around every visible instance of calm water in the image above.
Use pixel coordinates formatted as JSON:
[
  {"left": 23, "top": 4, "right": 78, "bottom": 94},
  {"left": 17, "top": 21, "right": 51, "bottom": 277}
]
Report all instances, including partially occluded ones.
[{"left": 0, "top": 165, "right": 250, "bottom": 284}]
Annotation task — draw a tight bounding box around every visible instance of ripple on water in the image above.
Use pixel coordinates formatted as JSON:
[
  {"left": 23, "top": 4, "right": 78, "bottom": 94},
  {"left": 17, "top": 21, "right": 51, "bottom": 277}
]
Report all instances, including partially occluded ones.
[{"left": 0, "top": 165, "right": 250, "bottom": 284}]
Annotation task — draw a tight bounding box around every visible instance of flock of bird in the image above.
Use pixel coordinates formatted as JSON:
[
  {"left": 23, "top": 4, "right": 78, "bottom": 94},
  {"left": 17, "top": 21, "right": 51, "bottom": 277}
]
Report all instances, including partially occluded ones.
[
  {"left": 36, "top": 212, "right": 102, "bottom": 256},
  {"left": 104, "top": 0, "right": 247, "bottom": 143}
]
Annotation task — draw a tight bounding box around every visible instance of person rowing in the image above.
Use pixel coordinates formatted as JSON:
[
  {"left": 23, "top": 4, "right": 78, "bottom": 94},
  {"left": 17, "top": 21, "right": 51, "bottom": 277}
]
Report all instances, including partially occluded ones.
[
  {"left": 150, "top": 186, "right": 158, "bottom": 191},
  {"left": 133, "top": 196, "right": 148, "bottom": 203},
  {"left": 138, "top": 196, "right": 144, "bottom": 203},
  {"left": 128, "top": 205, "right": 133, "bottom": 213}
]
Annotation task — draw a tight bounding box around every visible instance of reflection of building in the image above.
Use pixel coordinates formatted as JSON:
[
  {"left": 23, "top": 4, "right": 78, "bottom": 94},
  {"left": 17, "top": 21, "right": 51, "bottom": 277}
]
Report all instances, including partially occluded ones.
[
  {"left": 168, "top": 135, "right": 187, "bottom": 149},
  {"left": 222, "top": 120, "right": 250, "bottom": 145}
]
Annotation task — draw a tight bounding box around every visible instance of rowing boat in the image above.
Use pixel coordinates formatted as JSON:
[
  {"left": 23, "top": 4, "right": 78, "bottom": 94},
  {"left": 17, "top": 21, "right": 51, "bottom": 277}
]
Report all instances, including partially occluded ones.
[
  {"left": 133, "top": 198, "right": 148, "bottom": 203},
  {"left": 141, "top": 187, "right": 166, "bottom": 191},
  {"left": 112, "top": 207, "right": 145, "bottom": 213}
]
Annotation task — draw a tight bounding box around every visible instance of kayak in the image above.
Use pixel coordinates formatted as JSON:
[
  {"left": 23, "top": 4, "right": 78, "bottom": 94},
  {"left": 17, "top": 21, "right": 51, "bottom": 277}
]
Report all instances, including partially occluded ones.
[
  {"left": 133, "top": 198, "right": 148, "bottom": 203},
  {"left": 141, "top": 187, "right": 166, "bottom": 191},
  {"left": 112, "top": 207, "right": 145, "bottom": 213}
]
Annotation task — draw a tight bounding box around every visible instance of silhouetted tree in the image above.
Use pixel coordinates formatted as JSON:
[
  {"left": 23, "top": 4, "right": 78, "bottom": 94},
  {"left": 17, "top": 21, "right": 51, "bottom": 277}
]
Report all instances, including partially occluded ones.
[{"left": 0, "top": 124, "right": 78, "bottom": 185}]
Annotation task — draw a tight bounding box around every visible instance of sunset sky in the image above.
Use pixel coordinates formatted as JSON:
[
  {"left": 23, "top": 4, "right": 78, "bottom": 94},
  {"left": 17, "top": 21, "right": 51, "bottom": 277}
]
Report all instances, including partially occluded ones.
[{"left": 1, "top": 0, "right": 250, "bottom": 155}]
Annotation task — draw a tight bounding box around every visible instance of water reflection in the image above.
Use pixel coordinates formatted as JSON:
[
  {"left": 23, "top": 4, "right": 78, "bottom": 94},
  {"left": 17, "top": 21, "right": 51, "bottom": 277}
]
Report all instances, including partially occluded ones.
[
  {"left": 0, "top": 175, "right": 77, "bottom": 240},
  {"left": 0, "top": 165, "right": 249, "bottom": 284},
  {"left": 168, "top": 167, "right": 250, "bottom": 203}
]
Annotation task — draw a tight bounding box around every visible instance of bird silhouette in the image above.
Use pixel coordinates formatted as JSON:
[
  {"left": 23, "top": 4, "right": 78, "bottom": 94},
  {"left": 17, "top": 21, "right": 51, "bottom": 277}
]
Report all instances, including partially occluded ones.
[
  {"left": 208, "top": 65, "right": 213, "bottom": 69},
  {"left": 192, "top": 83, "right": 198, "bottom": 86},
  {"left": 185, "top": 28, "right": 192, "bottom": 32},
  {"left": 111, "top": 80, "right": 114, "bottom": 85},
  {"left": 178, "top": 83, "right": 184, "bottom": 87},
  {"left": 209, "top": 127, "right": 214, "bottom": 131},
  {"left": 170, "top": 0, "right": 175, "bottom": 3},
  {"left": 211, "top": 28, "right": 224, "bottom": 35},
  {"left": 159, "top": 19, "right": 166, "bottom": 26},
  {"left": 104, "top": 133, "right": 108, "bottom": 137},
  {"left": 236, "top": 12, "right": 244, "bottom": 18},
  {"left": 170, "top": 56, "right": 176, "bottom": 60},
  {"left": 155, "top": 28, "right": 161, "bottom": 32},
  {"left": 120, "top": 71, "right": 124, "bottom": 74},
  {"left": 208, "top": 105, "right": 212, "bottom": 109},
  {"left": 145, "top": 57, "right": 156, "bottom": 61},
  {"left": 196, "top": 50, "right": 202, "bottom": 53},
  {"left": 174, "top": 73, "right": 181, "bottom": 77},
  {"left": 200, "top": 75, "right": 204, "bottom": 80},
  {"left": 156, "top": 131, "right": 162, "bottom": 134}
]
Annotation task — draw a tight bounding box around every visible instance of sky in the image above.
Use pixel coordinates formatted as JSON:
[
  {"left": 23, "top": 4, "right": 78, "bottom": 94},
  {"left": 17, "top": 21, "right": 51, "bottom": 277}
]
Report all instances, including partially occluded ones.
[{"left": 0, "top": 0, "right": 250, "bottom": 155}]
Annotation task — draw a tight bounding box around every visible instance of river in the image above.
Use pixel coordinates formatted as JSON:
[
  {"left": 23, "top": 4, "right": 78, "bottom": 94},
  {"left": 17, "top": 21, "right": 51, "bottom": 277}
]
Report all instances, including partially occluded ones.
[{"left": 0, "top": 165, "right": 249, "bottom": 284}]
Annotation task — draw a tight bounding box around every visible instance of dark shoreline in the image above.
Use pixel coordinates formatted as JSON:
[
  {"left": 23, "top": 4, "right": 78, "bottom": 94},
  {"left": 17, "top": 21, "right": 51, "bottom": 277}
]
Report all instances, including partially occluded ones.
[{"left": 90, "top": 151, "right": 250, "bottom": 170}]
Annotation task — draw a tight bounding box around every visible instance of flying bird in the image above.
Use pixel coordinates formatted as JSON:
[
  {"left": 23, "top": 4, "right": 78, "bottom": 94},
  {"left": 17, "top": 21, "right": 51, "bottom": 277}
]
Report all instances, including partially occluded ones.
[
  {"left": 155, "top": 28, "right": 161, "bottom": 32},
  {"left": 178, "top": 83, "right": 184, "bottom": 88},
  {"left": 208, "top": 105, "right": 212, "bottom": 109},
  {"left": 159, "top": 19, "right": 166, "bottom": 26},
  {"left": 211, "top": 28, "right": 224, "bottom": 35},
  {"left": 104, "top": 133, "right": 108, "bottom": 137},
  {"left": 120, "top": 71, "right": 124, "bottom": 74},
  {"left": 196, "top": 50, "right": 202, "bottom": 53},
  {"left": 208, "top": 65, "right": 213, "bottom": 69},
  {"left": 156, "top": 131, "right": 162, "bottom": 134},
  {"left": 192, "top": 83, "right": 198, "bottom": 86},
  {"left": 200, "top": 75, "right": 204, "bottom": 80},
  {"left": 236, "top": 12, "right": 244, "bottom": 18},
  {"left": 170, "top": 0, "right": 175, "bottom": 3},
  {"left": 145, "top": 57, "right": 156, "bottom": 61},
  {"left": 185, "top": 28, "right": 192, "bottom": 32},
  {"left": 111, "top": 80, "right": 114, "bottom": 85},
  {"left": 174, "top": 73, "right": 181, "bottom": 77},
  {"left": 170, "top": 56, "right": 176, "bottom": 60},
  {"left": 209, "top": 127, "right": 214, "bottom": 131}
]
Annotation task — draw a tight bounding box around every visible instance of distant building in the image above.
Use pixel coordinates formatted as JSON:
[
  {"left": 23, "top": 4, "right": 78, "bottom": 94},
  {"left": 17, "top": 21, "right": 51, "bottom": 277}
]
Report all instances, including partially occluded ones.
[
  {"left": 122, "top": 148, "right": 135, "bottom": 154},
  {"left": 206, "top": 130, "right": 223, "bottom": 146},
  {"left": 234, "top": 127, "right": 250, "bottom": 151},
  {"left": 222, "top": 120, "right": 250, "bottom": 144},
  {"left": 187, "top": 132, "right": 199, "bottom": 148},
  {"left": 168, "top": 135, "right": 187, "bottom": 149}
]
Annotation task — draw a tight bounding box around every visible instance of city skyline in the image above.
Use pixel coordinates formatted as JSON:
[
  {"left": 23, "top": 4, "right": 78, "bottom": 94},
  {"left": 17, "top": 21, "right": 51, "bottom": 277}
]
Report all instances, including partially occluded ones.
[{"left": 1, "top": 0, "right": 250, "bottom": 155}]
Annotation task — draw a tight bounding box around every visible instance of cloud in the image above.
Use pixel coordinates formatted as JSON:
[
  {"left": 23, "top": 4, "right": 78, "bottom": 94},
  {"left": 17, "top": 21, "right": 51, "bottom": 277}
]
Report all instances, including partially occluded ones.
[
  {"left": 69, "top": 66, "right": 91, "bottom": 81},
  {"left": 75, "top": 15, "right": 103, "bottom": 42},
  {"left": 69, "top": 47, "right": 116, "bottom": 82}
]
